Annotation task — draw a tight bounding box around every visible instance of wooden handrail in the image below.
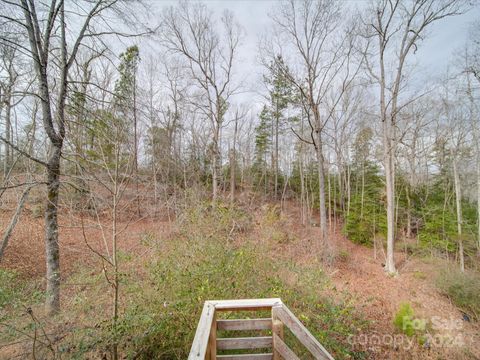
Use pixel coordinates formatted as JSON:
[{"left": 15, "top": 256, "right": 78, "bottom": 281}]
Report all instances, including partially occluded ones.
[
  {"left": 188, "top": 298, "right": 335, "bottom": 360},
  {"left": 272, "top": 304, "right": 334, "bottom": 360},
  {"left": 189, "top": 301, "right": 216, "bottom": 359},
  {"left": 210, "top": 298, "right": 282, "bottom": 311}
]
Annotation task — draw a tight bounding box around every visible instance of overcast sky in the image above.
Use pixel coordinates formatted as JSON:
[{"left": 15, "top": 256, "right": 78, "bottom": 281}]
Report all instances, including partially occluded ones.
[
  {"left": 145, "top": 0, "right": 479, "bottom": 107},
  {"left": 203, "top": 1, "right": 478, "bottom": 68}
]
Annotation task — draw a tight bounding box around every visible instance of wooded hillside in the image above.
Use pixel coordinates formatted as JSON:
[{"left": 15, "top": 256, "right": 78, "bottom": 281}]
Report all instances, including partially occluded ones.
[{"left": 0, "top": 1, "right": 479, "bottom": 359}]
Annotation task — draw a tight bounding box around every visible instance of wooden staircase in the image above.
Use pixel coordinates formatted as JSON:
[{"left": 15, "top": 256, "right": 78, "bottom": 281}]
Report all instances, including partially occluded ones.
[{"left": 188, "top": 298, "right": 335, "bottom": 360}]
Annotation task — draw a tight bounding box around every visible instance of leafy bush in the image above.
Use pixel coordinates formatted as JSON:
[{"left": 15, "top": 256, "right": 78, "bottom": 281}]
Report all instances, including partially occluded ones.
[
  {"left": 176, "top": 199, "right": 252, "bottom": 241},
  {"left": 0, "top": 269, "right": 41, "bottom": 317},
  {"left": 393, "top": 303, "right": 416, "bottom": 336},
  {"left": 125, "top": 238, "right": 366, "bottom": 359},
  {"left": 436, "top": 268, "right": 480, "bottom": 321},
  {"left": 0, "top": 269, "right": 21, "bottom": 310},
  {"left": 63, "top": 201, "right": 367, "bottom": 359}
]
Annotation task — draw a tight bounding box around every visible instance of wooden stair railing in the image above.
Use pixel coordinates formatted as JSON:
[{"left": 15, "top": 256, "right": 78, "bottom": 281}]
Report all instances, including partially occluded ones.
[{"left": 188, "top": 298, "right": 335, "bottom": 360}]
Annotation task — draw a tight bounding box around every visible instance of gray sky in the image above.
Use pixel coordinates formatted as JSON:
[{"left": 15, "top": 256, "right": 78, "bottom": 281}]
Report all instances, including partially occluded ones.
[
  {"left": 184, "top": 0, "right": 478, "bottom": 101},
  {"left": 147, "top": 0, "right": 479, "bottom": 107}
]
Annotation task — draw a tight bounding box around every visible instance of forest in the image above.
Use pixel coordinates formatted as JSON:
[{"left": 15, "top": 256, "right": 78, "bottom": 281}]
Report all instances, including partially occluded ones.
[{"left": 0, "top": 0, "right": 479, "bottom": 359}]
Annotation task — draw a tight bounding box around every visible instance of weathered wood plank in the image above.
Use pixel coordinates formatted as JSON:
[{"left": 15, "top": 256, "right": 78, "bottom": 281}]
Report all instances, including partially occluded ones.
[
  {"left": 188, "top": 301, "right": 215, "bottom": 360},
  {"left": 217, "top": 318, "right": 272, "bottom": 331},
  {"left": 209, "top": 313, "right": 217, "bottom": 360},
  {"left": 217, "top": 336, "right": 273, "bottom": 350},
  {"left": 271, "top": 317, "right": 284, "bottom": 360},
  {"left": 212, "top": 298, "right": 282, "bottom": 311},
  {"left": 272, "top": 305, "right": 334, "bottom": 360},
  {"left": 273, "top": 333, "right": 300, "bottom": 360},
  {"left": 216, "top": 354, "right": 273, "bottom": 360}
]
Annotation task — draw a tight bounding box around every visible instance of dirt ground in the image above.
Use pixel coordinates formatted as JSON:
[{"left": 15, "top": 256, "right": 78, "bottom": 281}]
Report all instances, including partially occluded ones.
[
  {"left": 1, "top": 200, "right": 479, "bottom": 359},
  {"left": 267, "top": 204, "right": 480, "bottom": 359}
]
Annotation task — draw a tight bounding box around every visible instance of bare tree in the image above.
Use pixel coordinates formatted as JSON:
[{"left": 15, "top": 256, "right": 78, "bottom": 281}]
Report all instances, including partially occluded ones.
[
  {"left": 0, "top": 44, "right": 20, "bottom": 179},
  {"left": 268, "top": 0, "right": 362, "bottom": 254},
  {"left": 463, "top": 24, "right": 480, "bottom": 252},
  {"left": 362, "top": 0, "right": 465, "bottom": 274},
  {"left": 161, "top": 2, "right": 243, "bottom": 200},
  {"left": 0, "top": 0, "right": 137, "bottom": 315},
  {"left": 465, "top": 19, "right": 480, "bottom": 83}
]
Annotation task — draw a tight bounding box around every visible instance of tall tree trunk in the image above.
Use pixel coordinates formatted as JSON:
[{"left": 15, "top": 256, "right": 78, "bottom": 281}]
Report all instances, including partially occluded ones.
[
  {"left": 327, "top": 164, "right": 332, "bottom": 232},
  {"left": 315, "top": 137, "right": 328, "bottom": 247},
  {"left": 45, "top": 145, "right": 61, "bottom": 314},
  {"left": 406, "top": 186, "right": 412, "bottom": 238},
  {"left": 333, "top": 170, "right": 337, "bottom": 231},
  {"left": 274, "top": 101, "right": 279, "bottom": 199},
  {"left": 346, "top": 162, "right": 351, "bottom": 220},
  {"left": 3, "top": 88, "right": 11, "bottom": 178},
  {"left": 453, "top": 158, "right": 465, "bottom": 272},
  {"left": 477, "top": 157, "right": 480, "bottom": 254},
  {"left": 299, "top": 110, "right": 306, "bottom": 225},
  {"left": 383, "top": 118, "right": 396, "bottom": 274},
  {"left": 133, "top": 72, "right": 141, "bottom": 217},
  {"left": 311, "top": 101, "right": 329, "bottom": 247},
  {"left": 299, "top": 147, "right": 306, "bottom": 225},
  {"left": 360, "top": 163, "right": 365, "bottom": 219},
  {"left": 230, "top": 116, "right": 238, "bottom": 204},
  {"left": 111, "top": 150, "right": 120, "bottom": 360},
  {"left": 212, "top": 124, "right": 220, "bottom": 200}
]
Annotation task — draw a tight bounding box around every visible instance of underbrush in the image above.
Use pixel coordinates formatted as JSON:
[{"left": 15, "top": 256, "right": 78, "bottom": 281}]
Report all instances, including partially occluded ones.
[
  {"left": 2, "top": 201, "right": 368, "bottom": 359},
  {"left": 436, "top": 267, "right": 480, "bottom": 321},
  {"left": 0, "top": 269, "right": 42, "bottom": 319}
]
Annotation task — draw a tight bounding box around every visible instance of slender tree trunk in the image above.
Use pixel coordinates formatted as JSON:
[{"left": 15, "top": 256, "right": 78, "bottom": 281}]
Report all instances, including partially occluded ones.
[
  {"left": 337, "top": 164, "right": 344, "bottom": 214},
  {"left": 360, "top": 163, "right": 365, "bottom": 219},
  {"left": 453, "top": 158, "right": 465, "bottom": 272},
  {"left": 477, "top": 157, "right": 480, "bottom": 254},
  {"left": 3, "top": 88, "right": 11, "bottom": 178},
  {"left": 230, "top": 117, "right": 238, "bottom": 204},
  {"left": 274, "top": 101, "right": 279, "bottom": 199},
  {"left": 383, "top": 118, "right": 396, "bottom": 274},
  {"left": 212, "top": 130, "right": 220, "bottom": 200},
  {"left": 346, "top": 162, "right": 351, "bottom": 220},
  {"left": 133, "top": 72, "right": 141, "bottom": 217},
  {"left": 212, "top": 101, "right": 224, "bottom": 201},
  {"left": 315, "top": 138, "right": 329, "bottom": 247},
  {"left": 333, "top": 170, "right": 337, "bottom": 231},
  {"left": 406, "top": 186, "right": 412, "bottom": 238},
  {"left": 327, "top": 164, "right": 332, "bottom": 232},
  {"left": 45, "top": 145, "right": 61, "bottom": 314},
  {"left": 300, "top": 146, "right": 306, "bottom": 226},
  {"left": 212, "top": 127, "right": 218, "bottom": 200},
  {"left": 112, "top": 183, "right": 119, "bottom": 360},
  {"left": 0, "top": 185, "right": 32, "bottom": 261}
]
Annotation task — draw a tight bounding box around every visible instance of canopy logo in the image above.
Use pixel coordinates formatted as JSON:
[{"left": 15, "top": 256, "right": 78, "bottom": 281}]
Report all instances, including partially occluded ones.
[{"left": 402, "top": 316, "right": 426, "bottom": 332}]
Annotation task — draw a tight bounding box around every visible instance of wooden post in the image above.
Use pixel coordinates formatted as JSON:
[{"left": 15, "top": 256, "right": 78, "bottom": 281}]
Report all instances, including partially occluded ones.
[
  {"left": 272, "top": 307, "right": 284, "bottom": 360},
  {"left": 209, "top": 313, "right": 217, "bottom": 360}
]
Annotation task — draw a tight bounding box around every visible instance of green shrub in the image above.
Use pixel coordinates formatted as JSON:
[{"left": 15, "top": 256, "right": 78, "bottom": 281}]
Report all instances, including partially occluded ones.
[
  {"left": 417, "top": 181, "right": 477, "bottom": 259},
  {"left": 0, "top": 269, "right": 42, "bottom": 313},
  {"left": 64, "top": 201, "right": 367, "bottom": 359},
  {"left": 393, "top": 303, "right": 427, "bottom": 341},
  {"left": 337, "top": 249, "right": 350, "bottom": 262},
  {"left": 120, "top": 236, "right": 366, "bottom": 359},
  {"left": 393, "top": 303, "right": 416, "bottom": 336},
  {"left": 436, "top": 268, "right": 480, "bottom": 321},
  {"left": 0, "top": 269, "right": 21, "bottom": 311},
  {"left": 344, "top": 165, "right": 387, "bottom": 246}
]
